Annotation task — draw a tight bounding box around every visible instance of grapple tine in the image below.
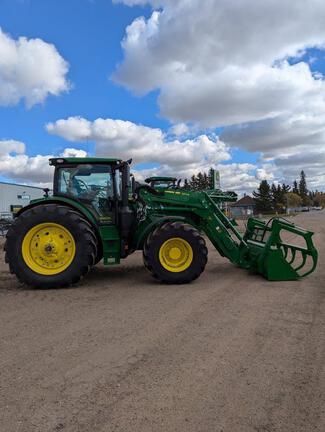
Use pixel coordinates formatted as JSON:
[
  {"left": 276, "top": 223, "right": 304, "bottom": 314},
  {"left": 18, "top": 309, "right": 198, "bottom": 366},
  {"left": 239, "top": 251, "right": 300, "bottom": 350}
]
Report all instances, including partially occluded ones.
[
  {"left": 281, "top": 245, "right": 288, "bottom": 259},
  {"left": 288, "top": 247, "right": 296, "bottom": 265},
  {"left": 294, "top": 251, "right": 307, "bottom": 272}
]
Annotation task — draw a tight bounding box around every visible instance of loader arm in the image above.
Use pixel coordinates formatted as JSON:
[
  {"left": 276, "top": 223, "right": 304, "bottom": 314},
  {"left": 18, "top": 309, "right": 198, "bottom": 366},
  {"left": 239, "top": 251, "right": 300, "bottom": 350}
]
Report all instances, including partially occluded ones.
[{"left": 198, "top": 193, "right": 247, "bottom": 265}]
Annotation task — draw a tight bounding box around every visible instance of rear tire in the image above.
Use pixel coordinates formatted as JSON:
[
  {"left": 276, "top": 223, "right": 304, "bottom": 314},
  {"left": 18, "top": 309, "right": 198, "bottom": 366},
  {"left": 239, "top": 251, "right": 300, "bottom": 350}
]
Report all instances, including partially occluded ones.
[
  {"left": 143, "top": 222, "right": 208, "bottom": 284},
  {"left": 5, "top": 204, "right": 97, "bottom": 289}
]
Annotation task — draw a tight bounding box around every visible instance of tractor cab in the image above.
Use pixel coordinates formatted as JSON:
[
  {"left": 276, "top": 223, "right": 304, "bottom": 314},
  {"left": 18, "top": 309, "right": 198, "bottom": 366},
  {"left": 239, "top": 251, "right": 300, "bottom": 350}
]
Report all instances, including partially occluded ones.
[
  {"left": 145, "top": 176, "right": 179, "bottom": 190},
  {"left": 50, "top": 157, "right": 132, "bottom": 223},
  {"left": 50, "top": 157, "right": 134, "bottom": 259}
]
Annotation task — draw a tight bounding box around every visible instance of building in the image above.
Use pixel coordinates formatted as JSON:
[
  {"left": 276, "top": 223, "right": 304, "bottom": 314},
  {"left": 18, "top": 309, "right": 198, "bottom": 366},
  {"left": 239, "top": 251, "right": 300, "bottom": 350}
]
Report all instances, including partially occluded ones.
[
  {"left": 0, "top": 181, "right": 44, "bottom": 218},
  {"left": 229, "top": 195, "right": 256, "bottom": 218}
]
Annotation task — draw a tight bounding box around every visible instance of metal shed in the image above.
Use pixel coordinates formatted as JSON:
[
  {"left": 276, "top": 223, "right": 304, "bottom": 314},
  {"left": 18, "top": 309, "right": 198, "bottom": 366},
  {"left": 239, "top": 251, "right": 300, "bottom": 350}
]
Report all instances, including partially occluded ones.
[{"left": 0, "top": 181, "right": 44, "bottom": 218}]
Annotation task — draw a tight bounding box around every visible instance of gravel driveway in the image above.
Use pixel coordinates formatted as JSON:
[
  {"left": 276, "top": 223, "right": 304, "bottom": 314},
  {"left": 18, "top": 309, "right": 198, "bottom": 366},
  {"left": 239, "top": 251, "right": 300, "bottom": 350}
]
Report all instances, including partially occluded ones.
[{"left": 0, "top": 211, "right": 324, "bottom": 432}]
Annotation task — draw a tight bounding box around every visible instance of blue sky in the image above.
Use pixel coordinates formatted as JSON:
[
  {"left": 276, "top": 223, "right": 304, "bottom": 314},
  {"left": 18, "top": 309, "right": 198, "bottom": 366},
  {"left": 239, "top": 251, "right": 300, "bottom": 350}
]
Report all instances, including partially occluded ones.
[
  {"left": 0, "top": 0, "right": 325, "bottom": 192},
  {"left": 0, "top": 0, "right": 258, "bottom": 181},
  {"left": 0, "top": 0, "right": 160, "bottom": 155}
]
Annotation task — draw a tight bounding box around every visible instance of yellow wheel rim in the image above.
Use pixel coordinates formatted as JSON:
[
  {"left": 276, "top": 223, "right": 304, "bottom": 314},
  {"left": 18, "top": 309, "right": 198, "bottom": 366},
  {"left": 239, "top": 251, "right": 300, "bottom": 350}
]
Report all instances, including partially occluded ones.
[
  {"left": 22, "top": 223, "right": 76, "bottom": 275},
  {"left": 159, "top": 237, "right": 193, "bottom": 273}
]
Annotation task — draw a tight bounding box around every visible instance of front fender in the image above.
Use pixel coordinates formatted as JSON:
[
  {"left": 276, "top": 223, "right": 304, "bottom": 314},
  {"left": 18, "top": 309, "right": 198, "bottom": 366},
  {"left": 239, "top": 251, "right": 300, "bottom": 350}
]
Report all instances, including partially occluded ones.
[{"left": 135, "top": 216, "right": 186, "bottom": 250}]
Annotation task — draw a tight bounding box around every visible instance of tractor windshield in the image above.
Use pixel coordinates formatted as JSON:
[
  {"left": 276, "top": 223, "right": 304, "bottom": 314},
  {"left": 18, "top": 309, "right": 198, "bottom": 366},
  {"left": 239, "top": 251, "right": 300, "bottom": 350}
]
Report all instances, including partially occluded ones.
[{"left": 56, "top": 164, "right": 119, "bottom": 221}]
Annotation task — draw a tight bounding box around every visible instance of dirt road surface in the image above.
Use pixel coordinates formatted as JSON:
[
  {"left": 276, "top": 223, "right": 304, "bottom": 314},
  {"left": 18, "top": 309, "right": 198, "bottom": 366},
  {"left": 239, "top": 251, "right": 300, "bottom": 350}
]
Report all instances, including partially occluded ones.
[{"left": 0, "top": 212, "right": 324, "bottom": 432}]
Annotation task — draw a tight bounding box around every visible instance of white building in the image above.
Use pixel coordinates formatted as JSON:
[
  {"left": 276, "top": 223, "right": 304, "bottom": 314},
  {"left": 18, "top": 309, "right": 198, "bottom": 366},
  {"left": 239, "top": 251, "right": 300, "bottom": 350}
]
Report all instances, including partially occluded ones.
[{"left": 0, "top": 181, "right": 44, "bottom": 218}]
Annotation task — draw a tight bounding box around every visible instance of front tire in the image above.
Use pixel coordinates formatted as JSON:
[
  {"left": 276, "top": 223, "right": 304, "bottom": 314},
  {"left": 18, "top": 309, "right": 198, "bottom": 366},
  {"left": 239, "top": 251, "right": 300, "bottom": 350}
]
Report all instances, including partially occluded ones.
[
  {"left": 5, "top": 204, "right": 97, "bottom": 289},
  {"left": 143, "top": 222, "right": 208, "bottom": 284}
]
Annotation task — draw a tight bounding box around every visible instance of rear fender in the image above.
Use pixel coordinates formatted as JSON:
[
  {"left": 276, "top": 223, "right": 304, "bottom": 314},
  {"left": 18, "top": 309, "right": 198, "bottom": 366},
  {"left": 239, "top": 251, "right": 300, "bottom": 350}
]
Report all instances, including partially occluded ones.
[
  {"left": 17, "top": 197, "right": 97, "bottom": 226},
  {"left": 16, "top": 197, "right": 102, "bottom": 255}
]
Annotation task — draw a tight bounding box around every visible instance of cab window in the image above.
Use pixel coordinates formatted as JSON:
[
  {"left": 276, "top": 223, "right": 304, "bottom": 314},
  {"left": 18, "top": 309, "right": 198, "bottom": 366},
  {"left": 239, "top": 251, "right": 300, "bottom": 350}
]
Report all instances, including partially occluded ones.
[{"left": 57, "top": 164, "right": 114, "bottom": 221}]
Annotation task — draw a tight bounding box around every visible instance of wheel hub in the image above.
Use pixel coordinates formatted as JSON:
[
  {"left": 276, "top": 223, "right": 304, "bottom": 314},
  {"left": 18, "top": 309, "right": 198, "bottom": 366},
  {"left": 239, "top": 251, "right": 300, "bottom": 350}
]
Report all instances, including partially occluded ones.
[
  {"left": 22, "top": 223, "right": 76, "bottom": 275},
  {"left": 159, "top": 237, "right": 193, "bottom": 273},
  {"left": 44, "top": 243, "right": 55, "bottom": 253}
]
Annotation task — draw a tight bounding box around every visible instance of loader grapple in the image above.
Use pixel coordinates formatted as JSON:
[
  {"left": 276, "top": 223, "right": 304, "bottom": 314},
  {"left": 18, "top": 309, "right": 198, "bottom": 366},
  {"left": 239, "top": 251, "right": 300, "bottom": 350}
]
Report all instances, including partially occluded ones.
[{"left": 243, "top": 217, "right": 318, "bottom": 281}]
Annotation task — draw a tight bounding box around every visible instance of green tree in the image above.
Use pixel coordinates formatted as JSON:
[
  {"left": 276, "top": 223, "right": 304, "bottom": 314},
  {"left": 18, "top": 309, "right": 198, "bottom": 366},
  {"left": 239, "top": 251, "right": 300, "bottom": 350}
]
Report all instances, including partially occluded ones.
[
  {"left": 271, "top": 184, "right": 279, "bottom": 210},
  {"left": 278, "top": 183, "right": 291, "bottom": 210},
  {"left": 187, "top": 170, "right": 214, "bottom": 191},
  {"left": 190, "top": 174, "right": 197, "bottom": 190},
  {"left": 197, "top": 172, "right": 204, "bottom": 190},
  {"left": 183, "top": 179, "right": 190, "bottom": 190},
  {"left": 313, "top": 192, "right": 325, "bottom": 207},
  {"left": 299, "top": 170, "right": 309, "bottom": 205},
  {"left": 285, "top": 192, "right": 302, "bottom": 208},
  {"left": 253, "top": 180, "right": 273, "bottom": 212},
  {"left": 282, "top": 183, "right": 291, "bottom": 194},
  {"left": 292, "top": 180, "right": 299, "bottom": 195},
  {"left": 203, "top": 172, "right": 210, "bottom": 189},
  {"left": 208, "top": 168, "right": 214, "bottom": 189}
]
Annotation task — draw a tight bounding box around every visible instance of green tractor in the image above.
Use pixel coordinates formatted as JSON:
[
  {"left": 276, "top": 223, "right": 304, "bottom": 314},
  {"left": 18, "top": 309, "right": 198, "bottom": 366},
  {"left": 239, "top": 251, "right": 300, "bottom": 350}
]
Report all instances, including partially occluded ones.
[{"left": 5, "top": 157, "right": 318, "bottom": 288}]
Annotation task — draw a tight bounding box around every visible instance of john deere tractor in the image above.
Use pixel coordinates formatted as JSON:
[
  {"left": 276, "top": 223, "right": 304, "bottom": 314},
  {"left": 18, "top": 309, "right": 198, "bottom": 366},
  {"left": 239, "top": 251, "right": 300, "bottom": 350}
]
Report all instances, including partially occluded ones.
[{"left": 5, "top": 157, "right": 318, "bottom": 288}]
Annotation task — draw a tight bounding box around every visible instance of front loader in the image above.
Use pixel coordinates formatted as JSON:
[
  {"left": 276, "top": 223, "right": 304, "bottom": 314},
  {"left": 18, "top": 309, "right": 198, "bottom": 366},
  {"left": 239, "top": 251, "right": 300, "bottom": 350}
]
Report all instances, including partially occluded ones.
[{"left": 5, "top": 158, "right": 318, "bottom": 288}]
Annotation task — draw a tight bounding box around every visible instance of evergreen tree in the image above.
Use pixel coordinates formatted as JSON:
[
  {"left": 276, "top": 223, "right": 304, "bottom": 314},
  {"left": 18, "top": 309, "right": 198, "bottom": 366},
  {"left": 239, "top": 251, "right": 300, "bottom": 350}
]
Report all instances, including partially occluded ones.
[
  {"left": 292, "top": 180, "right": 299, "bottom": 195},
  {"left": 197, "top": 172, "right": 204, "bottom": 190},
  {"left": 190, "top": 174, "right": 197, "bottom": 190},
  {"left": 183, "top": 179, "right": 190, "bottom": 190},
  {"left": 282, "top": 183, "right": 291, "bottom": 194},
  {"left": 271, "top": 183, "right": 278, "bottom": 210},
  {"left": 208, "top": 168, "right": 214, "bottom": 189},
  {"left": 308, "top": 190, "right": 315, "bottom": 202},
  {"left": 270, "top": 183, "right": 289, "bottom": 212},
  {"left": 279, "top": 183, "right": 291, "bottom": 209},
  {"left": 253, "top": 180, "right": 273, "bottom": 212},
  {"left": 299, "top": 170, "right": 309, "bottom": 205},
  {"left": 203, "top": 172, "right": 209, "bottom": 189},
  {"left": 299, "top": 170, "right": 308, "bottom": 196}
]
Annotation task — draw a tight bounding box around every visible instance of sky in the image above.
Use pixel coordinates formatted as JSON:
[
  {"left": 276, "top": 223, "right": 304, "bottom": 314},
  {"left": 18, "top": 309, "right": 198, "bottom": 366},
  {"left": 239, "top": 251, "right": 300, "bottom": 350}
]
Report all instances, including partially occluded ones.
[{"left": 0, "top": 0, "right": 325, "bottom": 193}]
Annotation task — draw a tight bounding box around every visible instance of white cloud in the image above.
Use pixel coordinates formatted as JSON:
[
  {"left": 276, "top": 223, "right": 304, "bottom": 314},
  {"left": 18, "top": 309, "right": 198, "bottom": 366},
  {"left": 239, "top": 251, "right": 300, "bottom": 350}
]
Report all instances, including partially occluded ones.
[
  {"left": 256, "top": 165, "right": 276, "bottom": 182},
  {"left": 0, "top": 123, "right": 265, "bottom": 194},
  {"left": 133, "top": 162, "right": 260, "bottom": 193},
  {"left": 61, "top": 148, "right": 88, "bottom": 158},
  {"left": 0, "top": 126, "right": 259, "bottom": 194},
  {"left": 221, "top": 107, "right": 325, "bottom": 188},
  {"left": 0, "top": 27, "right": 69, "bottom": 107},
  {"left": 168, "top": 123, "right": 190, "bottom": 137},
  {"left": 113, "top": 0, "right": 325, "bottom": 190},
  {"left": 0, "top": 141, "right": 86, "bottom": 185},
  {"left": 46, "top": 116, "right": 267, "bottom": 190},
  {"left": 46, "top": 116, "right": 231, "bottom": 173},
  {"left": 217, "top": 163, "right": 259, "bottom": 193},
  {"left": 114, "top": 0, "right": 325, "bottom": 126},
  {"left": 0, "top": 139, "right": 25, "bottom": 156}
]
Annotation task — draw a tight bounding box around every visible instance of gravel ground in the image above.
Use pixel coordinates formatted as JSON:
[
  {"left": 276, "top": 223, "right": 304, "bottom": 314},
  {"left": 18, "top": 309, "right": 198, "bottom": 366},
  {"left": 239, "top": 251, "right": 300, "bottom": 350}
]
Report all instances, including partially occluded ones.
[{"left": 0, "top": 212, "right": 324, "bottom": 432}]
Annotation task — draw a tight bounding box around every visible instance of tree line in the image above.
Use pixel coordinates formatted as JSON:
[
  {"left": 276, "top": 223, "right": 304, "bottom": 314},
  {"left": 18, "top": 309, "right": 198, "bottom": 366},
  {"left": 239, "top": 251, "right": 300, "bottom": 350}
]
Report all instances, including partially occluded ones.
[
  {"left": 181, "top": 168, "right": 215, "bottom": 190},
  {"left": 180, "top": 168, "right": 325, "bottom": 212},
  {"left": 253, "top": 170, "right": 325, "bottom": 212}
]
